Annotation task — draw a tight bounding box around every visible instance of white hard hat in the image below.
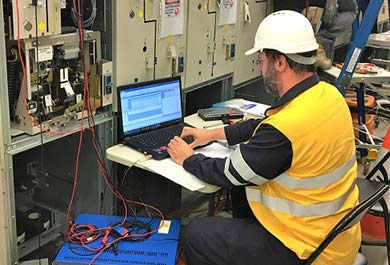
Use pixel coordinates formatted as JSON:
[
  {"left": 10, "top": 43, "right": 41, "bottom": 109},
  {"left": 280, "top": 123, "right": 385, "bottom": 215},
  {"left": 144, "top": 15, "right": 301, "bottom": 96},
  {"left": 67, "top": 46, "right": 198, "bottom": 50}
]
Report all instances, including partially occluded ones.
[{"left": 245, "top": 10, "right": 319, "bottom": 63}]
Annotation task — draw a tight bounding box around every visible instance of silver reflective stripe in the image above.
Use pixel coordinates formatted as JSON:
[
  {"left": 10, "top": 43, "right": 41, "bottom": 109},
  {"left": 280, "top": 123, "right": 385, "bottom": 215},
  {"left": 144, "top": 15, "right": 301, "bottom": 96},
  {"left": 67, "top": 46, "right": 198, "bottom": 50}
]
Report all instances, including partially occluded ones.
[
  {"left": 273, "top": 154, "right": 356, "bottom": 190},
  {"left": 246, "top": 182, "right": 356, "bottom": 217},
  {"left": 229, "top": 147, "right": 269, "bottom": 185},
  {"left": 224, "top": 156, "right": 246, "bottom": 186}
]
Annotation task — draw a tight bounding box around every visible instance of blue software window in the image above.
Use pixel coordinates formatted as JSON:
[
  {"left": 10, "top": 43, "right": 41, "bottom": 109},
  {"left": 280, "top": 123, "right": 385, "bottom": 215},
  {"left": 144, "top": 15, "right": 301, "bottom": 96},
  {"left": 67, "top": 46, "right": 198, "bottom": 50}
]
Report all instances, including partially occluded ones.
[{"left": 120, "top": 79, "right": 182, "bottom": 135}]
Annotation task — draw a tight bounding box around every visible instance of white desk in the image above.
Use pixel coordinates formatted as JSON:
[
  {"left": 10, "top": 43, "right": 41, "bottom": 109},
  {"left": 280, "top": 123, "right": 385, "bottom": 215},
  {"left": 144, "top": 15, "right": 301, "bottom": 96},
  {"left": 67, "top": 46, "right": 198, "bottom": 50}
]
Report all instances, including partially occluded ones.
[
  {"left": 367, "top": 32, "right": 390, "bottom": 50},
  {"left": 106, "top": 143, "right": 221, "bottom": 193},
  {"left": 106, "top": 114, "right": 238, "bottom": 194},
  {"left": 106, "top": 104, "right": 266, "bottom": 194},
  {"left": 323, "top": 65, "right": 390, "bottom": 84}
]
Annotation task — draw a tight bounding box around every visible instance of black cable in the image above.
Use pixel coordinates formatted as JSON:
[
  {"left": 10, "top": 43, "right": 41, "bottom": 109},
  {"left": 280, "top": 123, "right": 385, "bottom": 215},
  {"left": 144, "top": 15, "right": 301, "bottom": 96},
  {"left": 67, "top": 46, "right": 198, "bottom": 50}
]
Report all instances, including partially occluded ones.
[
  {"left": 65, "top": 218, "right": 175, "bottom": 257},
  {"left": 7, "top": 47, "right": 20, "bottom": 121},
  {"left": 65, "top": 224, "right": 104, "bottom": 256},
  {"left": 68, "top": 224, "right": 103, "bottom": 244},
  {"left": 83, "top": 118, "right": 143, "bottom": 220},
  {"left": 33, "top": 6, "right": 43, "bottom": 265},
  {"left": 32, "top": 2, "right": 45, "bottom": 176},
  {"left": 85, "top": 129, "right": 117, "bottom": 215},
  {"left": 31, "top": 5, "right": 45, "bottom": 264},
  {"left": 68, "top": 241, "right": 98, "bottom": 256},
  {"left": 70, "top": 1, "right": 164, "bottom": 234},
  {"left": 116, "top": 183, "right": 161, "bottom": 219},
  {"left": 99, "top": 178, "right": 108, "bottom": 214},
  {"left": 110, "top": 219, "right": 152, "bottom": 242}
]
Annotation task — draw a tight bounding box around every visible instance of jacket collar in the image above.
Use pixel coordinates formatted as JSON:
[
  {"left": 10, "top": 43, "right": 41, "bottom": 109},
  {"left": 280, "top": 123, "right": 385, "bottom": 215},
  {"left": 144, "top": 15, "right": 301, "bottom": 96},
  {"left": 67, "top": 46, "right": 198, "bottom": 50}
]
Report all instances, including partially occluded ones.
[{"left": 266, "top": 73, "right": 320, "bottom": 114}]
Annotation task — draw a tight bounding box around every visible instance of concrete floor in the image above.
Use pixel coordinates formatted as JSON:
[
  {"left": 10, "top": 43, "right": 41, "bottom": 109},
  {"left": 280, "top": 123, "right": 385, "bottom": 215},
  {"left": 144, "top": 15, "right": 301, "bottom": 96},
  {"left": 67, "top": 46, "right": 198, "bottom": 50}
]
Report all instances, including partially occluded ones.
[{"left": 362, "top": 244, "right": 388, "bottom": 265}]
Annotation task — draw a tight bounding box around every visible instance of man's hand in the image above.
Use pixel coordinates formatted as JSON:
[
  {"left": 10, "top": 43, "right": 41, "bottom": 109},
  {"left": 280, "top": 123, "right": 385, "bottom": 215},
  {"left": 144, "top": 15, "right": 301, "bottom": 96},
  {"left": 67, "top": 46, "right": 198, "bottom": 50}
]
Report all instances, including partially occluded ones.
[
  {"left": 322, "top": 0, "right": 338, "bottom": 25},
  {"left": 167, "top": 136, "right": 195, "bottom": 165},
  {"left": 181, "top": 127, "right": 213, "bottom": 148}
]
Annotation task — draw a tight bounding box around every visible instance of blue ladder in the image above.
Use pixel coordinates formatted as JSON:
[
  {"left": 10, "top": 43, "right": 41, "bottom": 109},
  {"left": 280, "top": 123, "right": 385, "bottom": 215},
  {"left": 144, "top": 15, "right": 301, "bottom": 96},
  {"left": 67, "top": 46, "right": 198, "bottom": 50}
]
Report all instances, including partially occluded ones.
[
  {"left": 336, "top": 0, "right": 384, "bottom": 93},
  {"left": 335, "top": 0, "right": 385, "bottom": 142}
]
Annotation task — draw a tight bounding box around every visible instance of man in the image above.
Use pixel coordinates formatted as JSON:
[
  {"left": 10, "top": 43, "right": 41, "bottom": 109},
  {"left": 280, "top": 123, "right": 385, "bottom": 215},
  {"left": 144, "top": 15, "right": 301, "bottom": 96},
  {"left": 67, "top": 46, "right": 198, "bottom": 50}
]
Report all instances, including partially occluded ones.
[
  {"left": 274, "top": 0, "right": 358, "bottom": 69},
  {"left": 168, "top": 10, "right": 360, "bottom": 265}
]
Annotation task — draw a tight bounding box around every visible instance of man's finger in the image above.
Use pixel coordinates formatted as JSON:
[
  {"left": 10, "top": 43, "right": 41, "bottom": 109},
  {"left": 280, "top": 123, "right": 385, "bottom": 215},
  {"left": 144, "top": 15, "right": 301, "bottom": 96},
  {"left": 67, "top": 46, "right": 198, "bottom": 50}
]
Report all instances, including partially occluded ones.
[
  {"left": 180, "top": 127, "right": 193, "bottom": 138},
  {"left": 173, "top": 136, "right": 185, "bottom": 143},
  {"left": 188, "top": 140, "right": 198, "bottom": 149}
]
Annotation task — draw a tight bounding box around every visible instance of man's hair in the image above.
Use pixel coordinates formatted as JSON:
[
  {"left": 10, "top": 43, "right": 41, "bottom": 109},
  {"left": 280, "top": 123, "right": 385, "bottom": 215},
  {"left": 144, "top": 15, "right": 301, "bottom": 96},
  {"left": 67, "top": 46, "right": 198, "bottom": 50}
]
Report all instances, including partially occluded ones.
[{"left": 263, "top": 49, "right": 316, "bottom": 73}]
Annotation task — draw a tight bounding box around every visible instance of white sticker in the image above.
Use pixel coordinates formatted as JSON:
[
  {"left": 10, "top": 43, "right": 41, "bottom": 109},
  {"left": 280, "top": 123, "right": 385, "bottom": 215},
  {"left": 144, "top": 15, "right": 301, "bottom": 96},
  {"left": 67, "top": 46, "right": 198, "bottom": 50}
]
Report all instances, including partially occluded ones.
[
  {"left": 61, "top": 81, "right": 74, "bottom": 97},
  {"left": 158, "top": 220, "right": 171, "bottom": 234},
  {"left": 43, "top": 219, "right": 51, "bottom": 229},
  {"left": 44, "top": 94, "right": 52, "bottom": 107},
  {"left": 17, "top": 232, "right": 25, "bottom": 244},
  {"left": 346, "top": 47, "right": 361, "bottom": 73},
  {"left": 60, "top": 68, "right": 69, "bottom": 82},
  {"left": 59, "top": 0, "right": 66, "bottom": 8},
  {"left": 37, "top": 46, "right": 53, "bottom": 62},
  {"left": 76, "top": 94, "right": 82, "bottom": 103}
]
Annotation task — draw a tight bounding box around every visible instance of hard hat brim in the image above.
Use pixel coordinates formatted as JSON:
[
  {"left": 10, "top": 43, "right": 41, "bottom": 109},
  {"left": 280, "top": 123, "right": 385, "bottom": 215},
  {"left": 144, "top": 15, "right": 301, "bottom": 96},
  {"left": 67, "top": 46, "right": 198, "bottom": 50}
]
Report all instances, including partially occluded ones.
[{"left": 245, "top": 47, "right": 260, "bottom": 56}]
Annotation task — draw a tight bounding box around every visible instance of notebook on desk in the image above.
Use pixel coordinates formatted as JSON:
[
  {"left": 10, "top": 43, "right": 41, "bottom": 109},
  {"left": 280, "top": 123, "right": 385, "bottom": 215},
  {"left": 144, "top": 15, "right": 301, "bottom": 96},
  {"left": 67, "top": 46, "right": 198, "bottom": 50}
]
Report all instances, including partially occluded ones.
[{"left": 117, "top": 76, "right": 189, "bottom": 160}]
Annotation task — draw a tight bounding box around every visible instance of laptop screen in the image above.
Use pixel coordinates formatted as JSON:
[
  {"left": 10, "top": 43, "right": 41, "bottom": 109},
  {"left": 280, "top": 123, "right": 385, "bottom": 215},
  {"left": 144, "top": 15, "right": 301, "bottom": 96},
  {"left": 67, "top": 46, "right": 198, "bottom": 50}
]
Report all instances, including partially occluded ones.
[{"left": 118, "top": 77, "right": 183, "bottom": 137}]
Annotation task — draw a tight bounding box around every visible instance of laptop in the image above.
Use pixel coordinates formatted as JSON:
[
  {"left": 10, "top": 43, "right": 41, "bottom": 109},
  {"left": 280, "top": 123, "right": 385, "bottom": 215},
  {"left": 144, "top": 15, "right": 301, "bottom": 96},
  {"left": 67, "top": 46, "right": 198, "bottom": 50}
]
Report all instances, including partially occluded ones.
[{"left": 117, "top": 76, "right": 189, "bottom": 160}]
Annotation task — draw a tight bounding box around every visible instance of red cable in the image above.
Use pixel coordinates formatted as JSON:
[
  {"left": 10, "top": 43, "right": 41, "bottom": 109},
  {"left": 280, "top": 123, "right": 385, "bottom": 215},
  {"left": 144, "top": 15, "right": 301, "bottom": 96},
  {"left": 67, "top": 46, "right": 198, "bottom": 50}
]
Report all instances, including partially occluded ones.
[
  {"left": 15, "top": 1, "right": 166, "bottom": 258},
  {"left": 15, "top": 0, "right": 83, "bottom": 136},
  {"left": 305, "top": 0, "right": 310, "bottom": 17},
  {"left": 89, "top": 127, "right": 166, "bottom": 233},
  {"left": 64, "top": 128, "right": 83, "bottom": 237},
  {"left": 88, "top": 236, "right": 127, "bottom": 265},
  {"left": 68, "top": 224, "right": 103, "bottom": 244},
  {"left": 89, "top": 218, "right": 168, "bottom": 265},
  {"left": 64, "top": 0, "right": 88, "bottom": 236},
  {"left": 14, "top": 0, "right": 85, "bottom": 239}
]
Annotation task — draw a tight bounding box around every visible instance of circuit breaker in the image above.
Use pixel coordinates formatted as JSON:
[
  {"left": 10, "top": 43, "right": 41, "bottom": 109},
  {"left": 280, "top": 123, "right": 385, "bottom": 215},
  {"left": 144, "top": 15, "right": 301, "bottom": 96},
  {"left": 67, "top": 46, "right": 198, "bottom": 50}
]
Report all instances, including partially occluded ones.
[
  {"left": 113, "top": 0, "right": 187, "bottom": 111},
  {"left": 9, "top": 31, "right": 108, "bottom": 135},
  {"left": 9, "top": 0, "right": 66, "bottom": 40},
  {"left": 233, "top": 0, "right": 268, "bottom": 86}
]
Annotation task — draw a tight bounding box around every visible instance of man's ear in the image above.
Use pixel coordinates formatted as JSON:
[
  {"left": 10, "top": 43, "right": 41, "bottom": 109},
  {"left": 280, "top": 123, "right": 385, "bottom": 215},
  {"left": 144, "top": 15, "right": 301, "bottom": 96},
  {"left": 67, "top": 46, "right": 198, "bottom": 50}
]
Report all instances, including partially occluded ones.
[{"left": 274, "top": 54, "right": 288, "bottom": 72}]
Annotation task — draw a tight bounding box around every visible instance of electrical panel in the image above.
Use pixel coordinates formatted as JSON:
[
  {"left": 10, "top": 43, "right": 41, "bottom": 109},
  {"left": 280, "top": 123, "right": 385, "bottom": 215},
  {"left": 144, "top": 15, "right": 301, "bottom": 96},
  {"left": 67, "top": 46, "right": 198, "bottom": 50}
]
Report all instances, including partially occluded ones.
[
  {"left": 8, "top": 31, "right": 109, "bottom": 135},
  {"left": 9, "top": 0, "right": 66, "bottom": 40},
  {"left": 213, "top": 0, "right": 237, "bottom": 81},
  {"left": 155, "top": 0, "right": 187, "bottom": 80},
  {"left": 185, "top": 0, "right": 215, "bottom": 88},
  {"left": 113, "top": 0, "right": 268, "bottom": 108},
  {"left": 113, "top": 0, "right": 187, "bottom": 111},
  {"left": 185, "top": 0, "right": 239, "bottom": 88},
  {"left": 233, "top": 0, "right": 268, "bottom": 86}
]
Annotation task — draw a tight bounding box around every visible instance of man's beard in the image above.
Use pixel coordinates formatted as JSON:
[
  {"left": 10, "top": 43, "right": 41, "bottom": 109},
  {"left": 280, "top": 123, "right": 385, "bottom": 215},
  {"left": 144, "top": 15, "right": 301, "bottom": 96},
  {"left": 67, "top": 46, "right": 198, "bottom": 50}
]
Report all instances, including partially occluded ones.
[{"left": 262, "top": 65, "right": 280, "bottom": 97}]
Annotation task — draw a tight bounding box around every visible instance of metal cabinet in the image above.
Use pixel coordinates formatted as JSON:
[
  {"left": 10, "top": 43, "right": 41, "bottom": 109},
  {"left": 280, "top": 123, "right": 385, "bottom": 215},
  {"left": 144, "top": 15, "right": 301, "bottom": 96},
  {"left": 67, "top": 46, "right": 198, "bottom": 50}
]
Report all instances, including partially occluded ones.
[{"left": 0, "top": 1, "right": 114, "bottom": 263}]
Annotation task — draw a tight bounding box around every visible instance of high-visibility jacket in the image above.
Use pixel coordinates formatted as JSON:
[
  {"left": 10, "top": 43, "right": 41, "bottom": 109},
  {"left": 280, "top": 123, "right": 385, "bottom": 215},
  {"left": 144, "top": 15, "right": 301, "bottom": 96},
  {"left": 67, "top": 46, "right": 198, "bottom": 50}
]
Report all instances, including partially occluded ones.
[
  {"left": 246, "top": 80, "right": 360, "bottom": 265},
  {"left": 183, "top": 74, "right": 360, "bottom": 264}
]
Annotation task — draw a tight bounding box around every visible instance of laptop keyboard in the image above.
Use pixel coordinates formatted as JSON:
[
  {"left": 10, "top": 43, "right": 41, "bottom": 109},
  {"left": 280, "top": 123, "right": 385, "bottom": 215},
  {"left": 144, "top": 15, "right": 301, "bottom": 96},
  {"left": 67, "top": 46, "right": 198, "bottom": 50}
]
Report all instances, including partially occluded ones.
[{"left": 134, "top": 125, "right": 184, "bottom": 148}]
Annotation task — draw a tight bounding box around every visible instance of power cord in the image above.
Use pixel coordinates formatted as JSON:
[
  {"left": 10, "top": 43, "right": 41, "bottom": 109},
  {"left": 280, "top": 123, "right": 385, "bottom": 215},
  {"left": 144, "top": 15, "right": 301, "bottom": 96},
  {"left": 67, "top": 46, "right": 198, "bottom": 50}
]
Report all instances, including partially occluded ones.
[
  {"left": 110, "top": 219, "right": 152, "bottom": 242},
  {"left": 120, "top": 155, "right": 153, "bottom": 186}
]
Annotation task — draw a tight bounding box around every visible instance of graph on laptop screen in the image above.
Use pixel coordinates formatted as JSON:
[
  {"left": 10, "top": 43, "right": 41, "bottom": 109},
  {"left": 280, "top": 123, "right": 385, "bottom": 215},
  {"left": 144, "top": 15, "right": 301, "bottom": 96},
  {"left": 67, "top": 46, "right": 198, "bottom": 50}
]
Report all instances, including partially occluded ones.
[{"left": 119, "top": 79, "right": 183, "bottom": 136}]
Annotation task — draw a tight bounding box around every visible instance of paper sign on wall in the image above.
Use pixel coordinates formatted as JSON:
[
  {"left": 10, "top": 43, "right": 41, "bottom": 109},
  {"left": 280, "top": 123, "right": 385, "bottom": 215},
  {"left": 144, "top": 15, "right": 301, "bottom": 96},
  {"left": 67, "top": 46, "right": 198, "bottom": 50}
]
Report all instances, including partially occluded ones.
[
  {"left": 160, "top": 0, "right": 184, "bottom": 38},
  {"left": 218, "top": 0, "right": 237, "bottom": 26}
]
